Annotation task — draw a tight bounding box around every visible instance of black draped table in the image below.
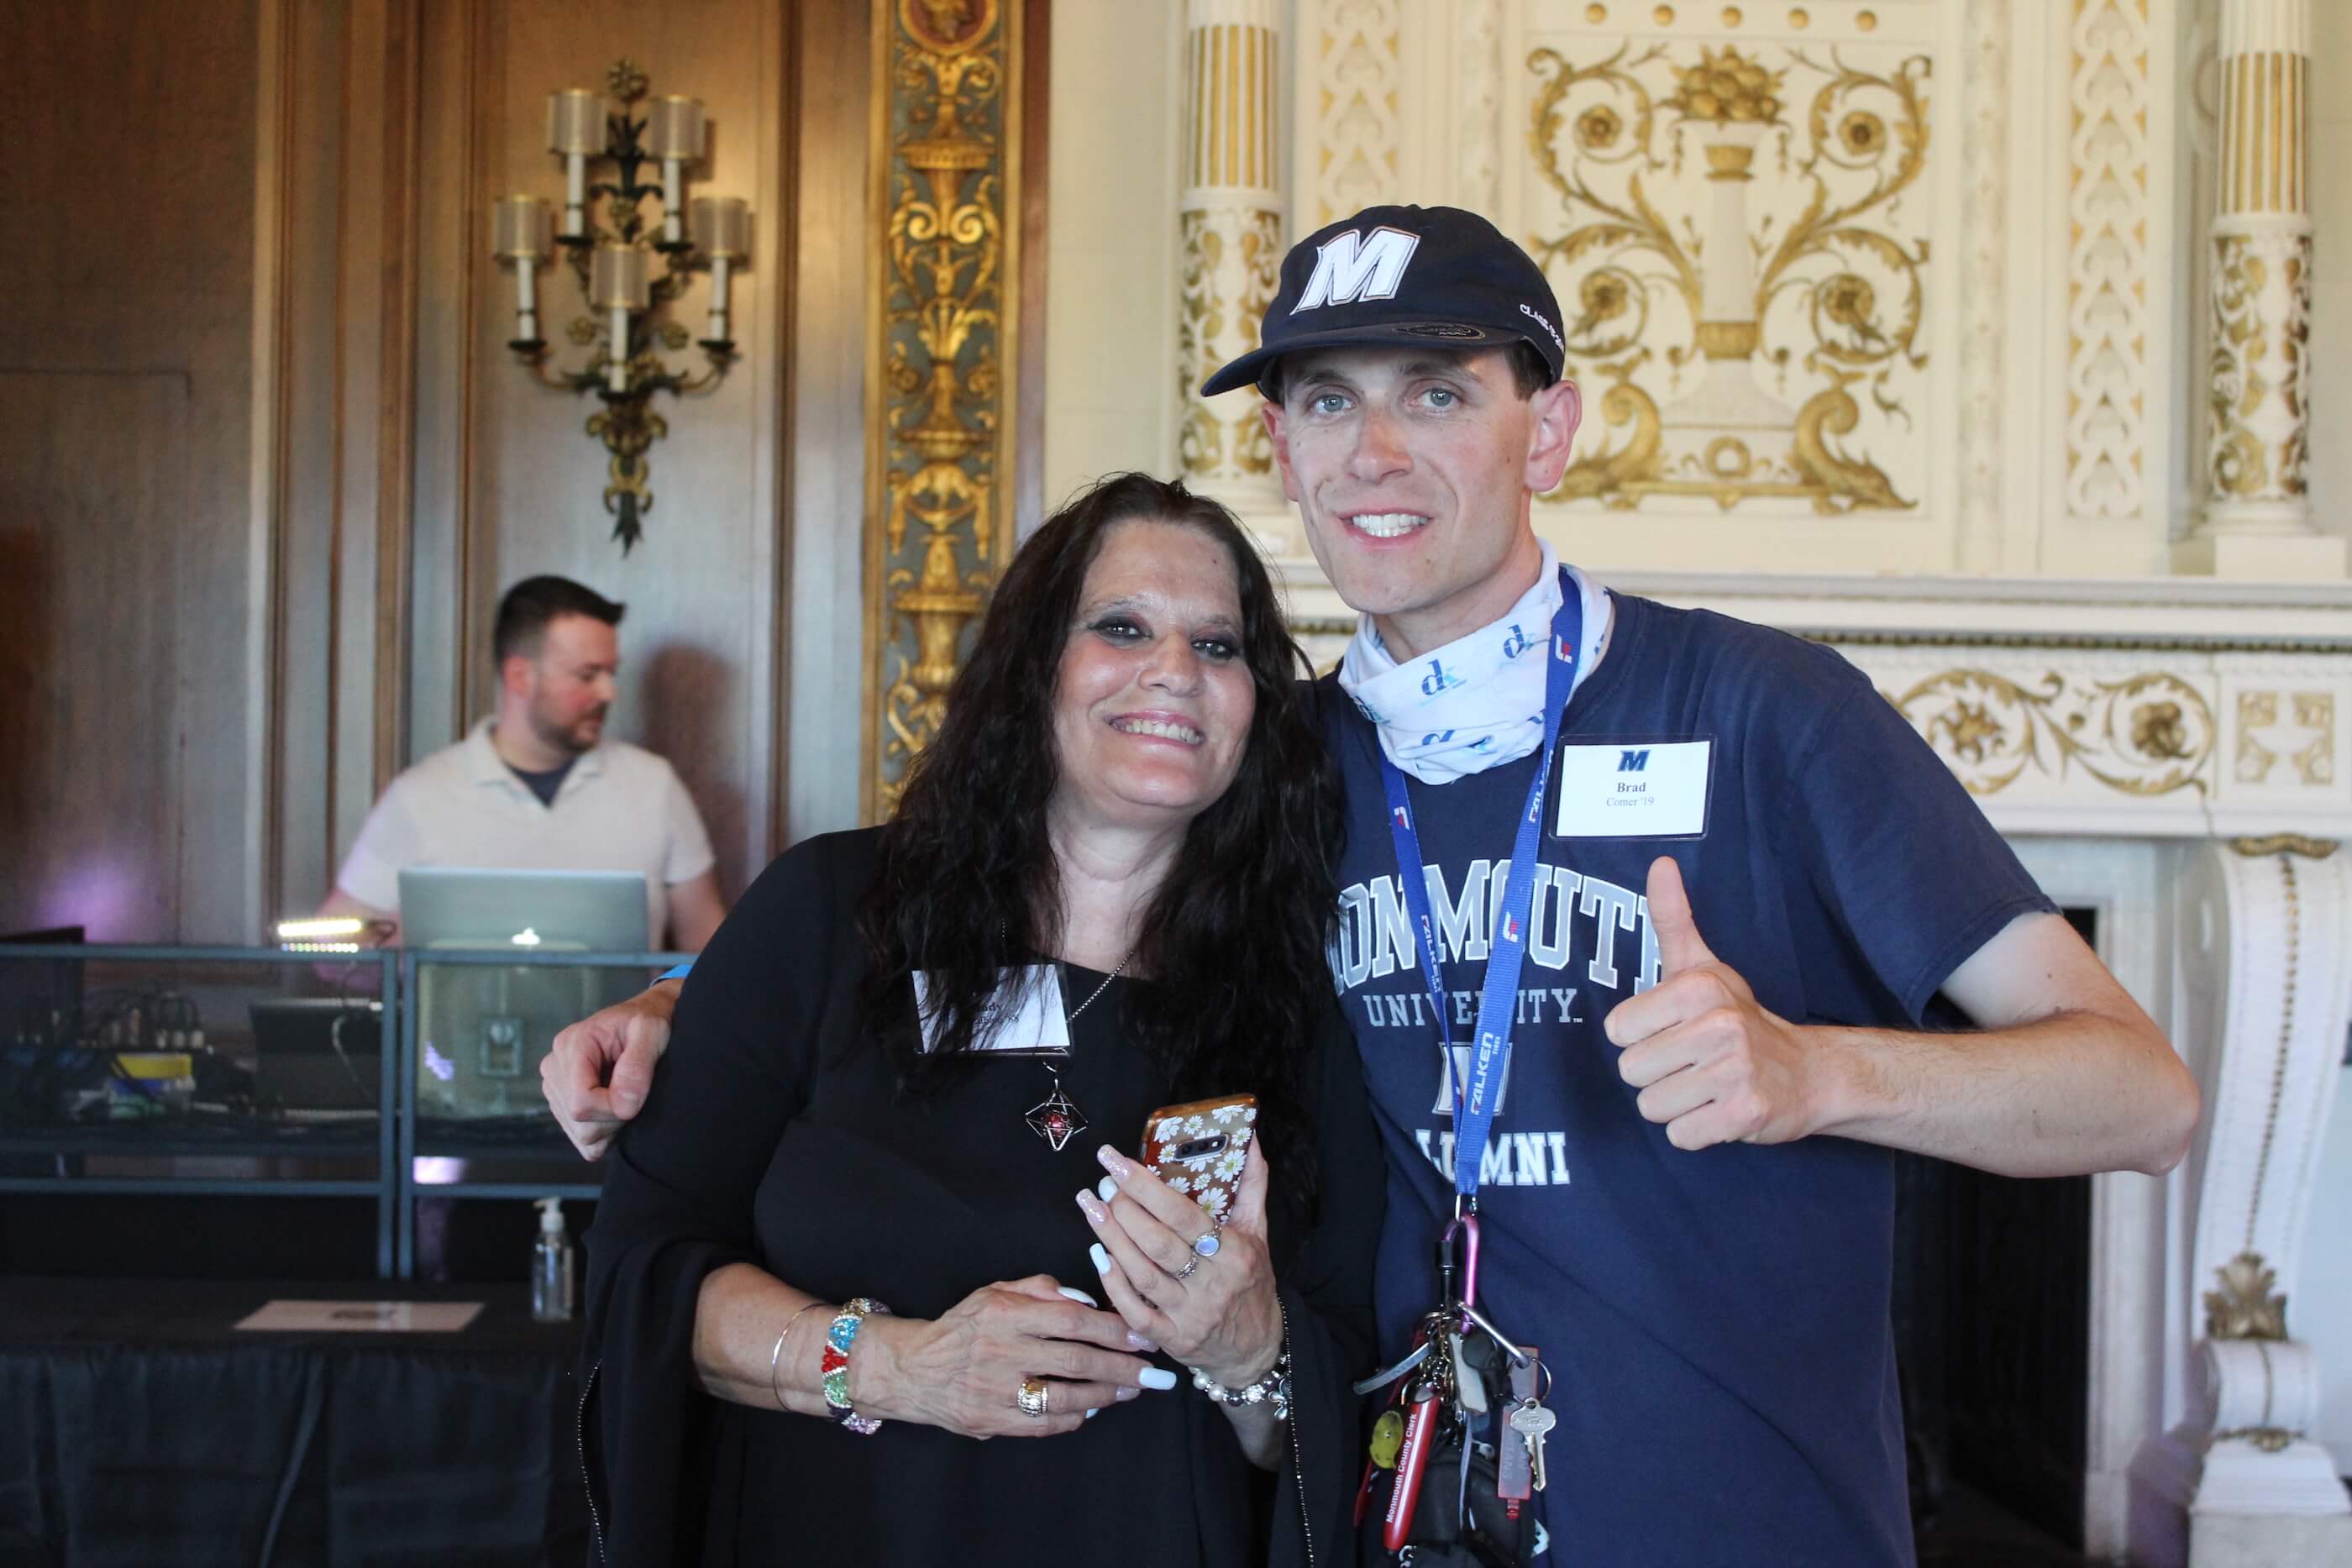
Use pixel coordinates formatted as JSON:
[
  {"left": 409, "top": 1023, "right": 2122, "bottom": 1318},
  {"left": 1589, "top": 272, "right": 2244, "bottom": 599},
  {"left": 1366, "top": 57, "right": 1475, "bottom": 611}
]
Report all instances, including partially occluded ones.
[{"left": 0, "top": 1277, "right": 590, "bottom": 1567}]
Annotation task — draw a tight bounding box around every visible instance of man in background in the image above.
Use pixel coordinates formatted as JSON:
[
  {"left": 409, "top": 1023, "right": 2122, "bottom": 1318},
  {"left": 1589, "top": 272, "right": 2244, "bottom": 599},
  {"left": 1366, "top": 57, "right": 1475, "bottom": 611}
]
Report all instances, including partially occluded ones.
[{"left": 318, "top": 574, "right": 727, "bottom": 952}]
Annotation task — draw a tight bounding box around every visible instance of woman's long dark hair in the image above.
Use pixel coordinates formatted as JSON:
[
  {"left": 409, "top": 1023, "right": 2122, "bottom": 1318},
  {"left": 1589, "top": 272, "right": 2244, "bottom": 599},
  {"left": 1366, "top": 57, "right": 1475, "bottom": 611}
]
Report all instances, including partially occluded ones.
[{"left": 858, "top": 473, "right": 1341, "bottom": 1206}]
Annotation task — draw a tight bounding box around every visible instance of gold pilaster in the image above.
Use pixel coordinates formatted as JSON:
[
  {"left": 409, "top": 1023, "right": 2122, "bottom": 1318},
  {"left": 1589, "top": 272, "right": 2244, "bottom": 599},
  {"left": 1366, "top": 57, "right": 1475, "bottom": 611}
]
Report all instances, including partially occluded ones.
[{"left": 864, "top": 0, "right": 1023, "bottom": 819}]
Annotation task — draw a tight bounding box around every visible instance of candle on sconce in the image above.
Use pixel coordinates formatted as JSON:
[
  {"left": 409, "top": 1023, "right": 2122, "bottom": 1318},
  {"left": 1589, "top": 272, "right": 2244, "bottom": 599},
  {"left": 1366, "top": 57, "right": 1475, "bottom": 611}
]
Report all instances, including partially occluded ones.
[
  {"left": 546, "top": 89, "right": 610, "bottom": 240},
  {"left": 690, "top": 196, "right": 749, "bottom": 345},
  {"left": 589, "top": 244, "right": 652, "bottom": 394},
  {"left": 648, "top": 97, "right": 706, "bottom": 247},
  {"left": 491, "top": 196, "right": 554, "bottom": 343}
]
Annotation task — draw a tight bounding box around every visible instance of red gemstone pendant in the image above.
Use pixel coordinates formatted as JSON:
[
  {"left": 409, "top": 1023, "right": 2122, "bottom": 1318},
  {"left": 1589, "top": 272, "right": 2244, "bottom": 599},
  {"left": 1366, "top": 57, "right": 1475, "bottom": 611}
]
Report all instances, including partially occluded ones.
[{"left": 1026, "top": 1084, "right": 1087, "bottom": 1151}]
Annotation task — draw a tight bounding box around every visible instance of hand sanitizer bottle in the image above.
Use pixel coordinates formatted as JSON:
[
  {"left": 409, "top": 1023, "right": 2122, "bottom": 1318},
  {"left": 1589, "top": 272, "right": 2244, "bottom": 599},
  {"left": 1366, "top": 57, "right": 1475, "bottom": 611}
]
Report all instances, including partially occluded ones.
[{"left": 531, "top": 1197, "right": 575, "bottom": 1323}]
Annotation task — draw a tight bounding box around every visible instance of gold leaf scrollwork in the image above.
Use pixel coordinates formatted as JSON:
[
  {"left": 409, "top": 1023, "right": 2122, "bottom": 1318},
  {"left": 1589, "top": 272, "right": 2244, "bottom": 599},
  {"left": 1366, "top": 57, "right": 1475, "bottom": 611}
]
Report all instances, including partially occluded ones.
[
  {"left": 2211, "top": 239, "right": 2273, "bottom": 497},
  {"left": 1885, "top": 669, "right": 2215, "bottom": 798},
  {"left": 1527, "top": 39, "right": 1929, "bottom": 512},
  {"left": 2208, "top": 233, "right": 2312, "bottom": 503},
  {"left": 868, "top": 0, "right": 1016, "bottom": 818},
  {"left": 1177, "top": 207, "right": 1284, "bottom": 481},
  {"left": 2204, "top": 1251, "right": 2289, "bottom": 1343}
]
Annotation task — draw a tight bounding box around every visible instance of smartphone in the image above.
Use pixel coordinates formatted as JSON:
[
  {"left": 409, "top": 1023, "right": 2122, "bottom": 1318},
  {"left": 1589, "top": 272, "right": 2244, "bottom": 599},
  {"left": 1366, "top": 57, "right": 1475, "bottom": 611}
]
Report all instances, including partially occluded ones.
[{"left": 1141, "top": 1093, "right": 1259, "bottom": 1225}]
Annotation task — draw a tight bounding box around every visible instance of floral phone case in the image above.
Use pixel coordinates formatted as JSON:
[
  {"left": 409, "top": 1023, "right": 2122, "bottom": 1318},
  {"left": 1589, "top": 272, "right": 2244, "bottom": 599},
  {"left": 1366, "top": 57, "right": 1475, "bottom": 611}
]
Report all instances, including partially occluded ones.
[{"left": 1142, "top": 1094, "right": 1258, "bottom": 1225}]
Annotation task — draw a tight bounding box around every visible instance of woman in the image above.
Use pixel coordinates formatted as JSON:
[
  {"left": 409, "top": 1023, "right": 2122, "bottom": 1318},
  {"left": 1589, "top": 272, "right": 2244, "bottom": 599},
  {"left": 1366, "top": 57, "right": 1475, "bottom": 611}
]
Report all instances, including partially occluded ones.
[{"left": 581, "top": 473, "right": 1382, "bottom": 1565}]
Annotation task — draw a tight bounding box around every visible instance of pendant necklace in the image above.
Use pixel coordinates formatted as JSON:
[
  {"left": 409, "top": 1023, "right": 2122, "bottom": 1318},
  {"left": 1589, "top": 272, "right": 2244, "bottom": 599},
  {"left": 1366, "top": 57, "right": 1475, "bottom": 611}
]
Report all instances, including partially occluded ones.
[{"left": 1026, "top": 948, "right": 1132, "bottom": 1151}]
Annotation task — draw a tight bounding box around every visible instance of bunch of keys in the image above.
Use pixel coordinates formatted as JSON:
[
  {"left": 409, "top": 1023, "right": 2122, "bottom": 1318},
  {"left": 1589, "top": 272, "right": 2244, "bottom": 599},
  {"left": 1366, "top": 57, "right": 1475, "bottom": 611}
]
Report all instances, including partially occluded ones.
[{"left": 1352, "top": 1213, "right": 1555, "bottom": 1560}]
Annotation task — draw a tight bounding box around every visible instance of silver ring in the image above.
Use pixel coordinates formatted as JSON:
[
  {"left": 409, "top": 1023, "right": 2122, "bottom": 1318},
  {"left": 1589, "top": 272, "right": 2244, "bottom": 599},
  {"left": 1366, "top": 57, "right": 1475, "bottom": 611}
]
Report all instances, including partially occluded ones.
[
  {"left": 1176, "top": 1256, "right": 1200, "bottom": 1281},
  {"left": 1016, "top": 1377, "right": 1049, "bottom": 1418},
  {"left": 1192, "top": 1230, "right": 1221, "bottom": 1258}
]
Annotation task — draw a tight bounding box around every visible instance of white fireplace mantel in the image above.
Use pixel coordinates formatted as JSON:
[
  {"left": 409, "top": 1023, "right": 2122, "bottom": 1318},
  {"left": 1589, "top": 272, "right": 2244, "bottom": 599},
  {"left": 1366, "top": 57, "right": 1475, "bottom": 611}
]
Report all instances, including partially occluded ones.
[
  {"left": 1278, "top": 561, "right": 2352, "bottom": 1563},
  {"left": 1280, "top": 565, "right": 2352, "bottom": 842}
]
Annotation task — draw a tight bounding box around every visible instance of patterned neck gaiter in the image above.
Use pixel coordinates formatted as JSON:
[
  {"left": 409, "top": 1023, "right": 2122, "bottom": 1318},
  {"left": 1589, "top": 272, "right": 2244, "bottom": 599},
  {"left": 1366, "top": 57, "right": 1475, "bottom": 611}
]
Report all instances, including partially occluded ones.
[{"left": 1336, "top": 542, "right": 1611, "bottom": 784}]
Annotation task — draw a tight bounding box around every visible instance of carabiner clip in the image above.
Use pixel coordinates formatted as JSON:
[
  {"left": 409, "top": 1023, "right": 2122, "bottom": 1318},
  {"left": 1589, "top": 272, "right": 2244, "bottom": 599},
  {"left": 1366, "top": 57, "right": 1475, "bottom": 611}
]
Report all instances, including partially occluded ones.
[{"left": 1438, "top": 1211, "right": 1481, "bottom": 1312}]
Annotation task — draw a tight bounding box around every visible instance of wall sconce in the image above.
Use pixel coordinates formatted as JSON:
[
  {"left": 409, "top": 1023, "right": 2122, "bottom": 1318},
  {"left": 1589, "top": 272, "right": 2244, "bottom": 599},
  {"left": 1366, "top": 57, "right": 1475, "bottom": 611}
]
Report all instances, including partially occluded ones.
[{"left": 492, "top": 60, "right": 749, "bottom": 553}]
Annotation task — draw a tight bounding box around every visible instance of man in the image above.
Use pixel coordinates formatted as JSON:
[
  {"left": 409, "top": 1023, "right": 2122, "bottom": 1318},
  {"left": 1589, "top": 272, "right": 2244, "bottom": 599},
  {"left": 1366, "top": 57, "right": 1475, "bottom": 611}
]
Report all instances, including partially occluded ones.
[
  {"left": 320, "top": 574, "right": 727, "bottom": 952},
  {"left": 538, "top": 208, "right": 2197, "bottom": 1562}
]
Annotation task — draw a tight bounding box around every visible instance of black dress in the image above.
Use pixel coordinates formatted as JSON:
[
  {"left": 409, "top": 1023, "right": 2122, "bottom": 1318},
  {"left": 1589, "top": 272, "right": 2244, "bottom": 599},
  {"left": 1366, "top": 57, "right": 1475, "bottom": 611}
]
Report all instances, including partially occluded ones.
[{"left": 580, "top": 829, "right": 1383, "bottom": 1566}]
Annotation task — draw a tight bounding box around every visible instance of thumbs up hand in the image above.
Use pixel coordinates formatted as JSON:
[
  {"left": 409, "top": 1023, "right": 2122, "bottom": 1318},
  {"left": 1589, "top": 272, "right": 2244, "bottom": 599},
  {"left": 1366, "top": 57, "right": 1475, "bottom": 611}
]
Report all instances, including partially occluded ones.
[{"left": 1602, "top": 857, "right": 1823, "bottom": 1152}]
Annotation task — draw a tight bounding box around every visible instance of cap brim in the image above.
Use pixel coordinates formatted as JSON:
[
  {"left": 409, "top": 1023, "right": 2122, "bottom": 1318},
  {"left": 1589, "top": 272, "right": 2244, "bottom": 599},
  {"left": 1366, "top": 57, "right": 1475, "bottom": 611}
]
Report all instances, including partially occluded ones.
[{"left": 1199, "top": 320, "right": 1519, "bottom": 397}]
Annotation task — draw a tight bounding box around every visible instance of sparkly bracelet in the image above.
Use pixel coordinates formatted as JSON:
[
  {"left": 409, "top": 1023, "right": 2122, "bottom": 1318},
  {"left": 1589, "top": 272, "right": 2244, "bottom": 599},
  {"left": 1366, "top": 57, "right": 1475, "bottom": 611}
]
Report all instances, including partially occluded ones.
[
  {"left": 1189, "top": 1308, "right": 1294, "bottom": 1423},
  {"left": 770, "top": 1301, "right": 832, "bottom": 1412},
  {"left": 819, "top": 1297, "right": 892, "bottom": 1434}
]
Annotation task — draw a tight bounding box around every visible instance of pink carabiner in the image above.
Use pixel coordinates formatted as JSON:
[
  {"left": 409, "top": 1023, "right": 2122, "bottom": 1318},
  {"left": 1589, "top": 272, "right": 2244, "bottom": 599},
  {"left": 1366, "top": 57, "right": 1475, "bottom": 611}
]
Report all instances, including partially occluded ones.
[{"left": 1439, "top": 1211, "right": 1481, "bottom": 1311}]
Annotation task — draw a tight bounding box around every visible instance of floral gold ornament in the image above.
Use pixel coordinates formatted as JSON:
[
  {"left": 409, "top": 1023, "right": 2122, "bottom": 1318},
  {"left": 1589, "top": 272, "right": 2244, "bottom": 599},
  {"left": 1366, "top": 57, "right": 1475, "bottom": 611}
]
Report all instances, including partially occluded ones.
[
  {"left": 1883, "top": 669, "right": 2214, "bottom": 798},
  {"left": 494, "top": 60, "right": 746, "bottom": 553},
  {"left": 1527, "top": 39, "right": 1929, "bottom": 513},
  {"left": 2234, "top": 688, "right": 2336, "bottom": 786},
  {"left": 866, "top": 0, "right": 1023, "bottom": 817},
  {"left": 2204, "top": 1251, "right": 2289, "bottom": 1342}
]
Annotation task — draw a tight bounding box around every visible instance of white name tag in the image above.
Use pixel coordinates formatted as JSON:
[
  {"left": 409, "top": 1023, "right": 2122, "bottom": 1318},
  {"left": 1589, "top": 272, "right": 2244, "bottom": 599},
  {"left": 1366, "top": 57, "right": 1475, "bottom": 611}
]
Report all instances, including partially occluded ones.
[
  {"left": 912, "top": 965, "right": 1069, "bottom": 1053},
  {"left": 1551, "top": 739, "right": 1714, "bottom": 839}
]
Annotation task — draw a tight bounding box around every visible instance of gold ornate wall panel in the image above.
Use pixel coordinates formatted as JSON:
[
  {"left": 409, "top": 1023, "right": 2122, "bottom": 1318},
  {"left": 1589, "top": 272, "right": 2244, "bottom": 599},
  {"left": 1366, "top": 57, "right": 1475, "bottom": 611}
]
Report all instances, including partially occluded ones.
[
  {"left": 1509, "top": 3, "right": 1946, "bottom": 536},
  {"left": 865, "top": 0, "right": 1024, "bottom": 819}
]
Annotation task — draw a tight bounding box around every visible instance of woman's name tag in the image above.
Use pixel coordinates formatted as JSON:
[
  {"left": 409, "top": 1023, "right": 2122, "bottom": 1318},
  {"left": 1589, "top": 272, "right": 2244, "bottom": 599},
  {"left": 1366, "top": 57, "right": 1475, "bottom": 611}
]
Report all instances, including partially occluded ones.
[{"left": 911, "top": 965, "right": 1070, "bottom": 1055}]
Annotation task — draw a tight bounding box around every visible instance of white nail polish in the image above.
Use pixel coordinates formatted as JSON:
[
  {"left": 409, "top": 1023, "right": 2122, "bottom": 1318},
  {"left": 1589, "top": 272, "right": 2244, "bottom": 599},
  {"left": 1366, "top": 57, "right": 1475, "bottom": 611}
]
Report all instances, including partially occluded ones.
[
  {"left": 1056, "top": 1286, "right": 1098, "bottom": 1308},
  {"left": 1097, "top": 1175, "right": 1118, "bottom": 1202},
  {"left": 1084, "top": 1408, "right": 1100, "bottom": 1419},
  {"left": 1089, "top": 1242, "right": 1112, "bottom": 1275},
  {"left": 1137, "top": 1367, "right": 1178, "bottom": 1391}
]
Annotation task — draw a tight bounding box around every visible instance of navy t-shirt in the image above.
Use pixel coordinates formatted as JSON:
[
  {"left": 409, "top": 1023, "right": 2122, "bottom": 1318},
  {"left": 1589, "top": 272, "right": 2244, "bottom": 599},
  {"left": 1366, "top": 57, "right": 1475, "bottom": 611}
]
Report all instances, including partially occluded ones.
[{"left": 1320, "top": 591, "right": 2053, "bottom": 1566}]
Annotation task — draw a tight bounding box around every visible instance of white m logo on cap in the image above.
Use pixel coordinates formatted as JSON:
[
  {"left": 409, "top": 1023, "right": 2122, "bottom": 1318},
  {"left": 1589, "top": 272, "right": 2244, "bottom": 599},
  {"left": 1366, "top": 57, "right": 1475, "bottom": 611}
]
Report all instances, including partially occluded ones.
[{"left": 1291, "top": 226, "right": 1420, "bottom": 313}]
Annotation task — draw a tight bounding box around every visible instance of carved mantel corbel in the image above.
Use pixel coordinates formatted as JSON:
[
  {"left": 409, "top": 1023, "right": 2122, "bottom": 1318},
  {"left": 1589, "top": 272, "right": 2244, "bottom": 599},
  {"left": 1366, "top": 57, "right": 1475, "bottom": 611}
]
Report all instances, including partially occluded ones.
[{"left": 2140, "top": 838, "right": 2352, "bottom": 1559}]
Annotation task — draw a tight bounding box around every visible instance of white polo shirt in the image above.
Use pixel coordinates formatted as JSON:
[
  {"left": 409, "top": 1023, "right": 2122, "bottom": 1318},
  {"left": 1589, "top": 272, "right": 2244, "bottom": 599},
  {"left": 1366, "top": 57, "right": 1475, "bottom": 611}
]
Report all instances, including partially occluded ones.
[{"left": 335, "top": 719, "right": 717, "bottom": 944}]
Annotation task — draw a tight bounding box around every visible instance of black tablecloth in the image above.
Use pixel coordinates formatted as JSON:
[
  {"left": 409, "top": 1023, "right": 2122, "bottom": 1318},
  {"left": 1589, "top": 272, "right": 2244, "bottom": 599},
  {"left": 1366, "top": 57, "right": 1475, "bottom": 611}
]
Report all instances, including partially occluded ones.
[{"left": 0, "top": 1277, "right": 590, "bottom": 1567}]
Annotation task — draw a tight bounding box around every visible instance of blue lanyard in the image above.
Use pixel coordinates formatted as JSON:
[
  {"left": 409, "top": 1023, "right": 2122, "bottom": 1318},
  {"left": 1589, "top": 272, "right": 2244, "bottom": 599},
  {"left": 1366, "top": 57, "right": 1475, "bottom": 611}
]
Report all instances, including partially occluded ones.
[{"left": 1376, "top": 579, "right": 1582, "bottom": 1205}]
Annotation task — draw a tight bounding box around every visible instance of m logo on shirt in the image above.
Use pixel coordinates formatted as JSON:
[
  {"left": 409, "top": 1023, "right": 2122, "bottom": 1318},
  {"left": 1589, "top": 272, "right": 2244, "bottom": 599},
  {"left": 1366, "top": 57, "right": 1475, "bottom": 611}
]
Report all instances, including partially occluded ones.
[
  {"left": 1619, "top": 748, "right": 1651, "bottom": 773},
  {"left": 1291, "top": 227, "right": 1420, "bottom": 312}
]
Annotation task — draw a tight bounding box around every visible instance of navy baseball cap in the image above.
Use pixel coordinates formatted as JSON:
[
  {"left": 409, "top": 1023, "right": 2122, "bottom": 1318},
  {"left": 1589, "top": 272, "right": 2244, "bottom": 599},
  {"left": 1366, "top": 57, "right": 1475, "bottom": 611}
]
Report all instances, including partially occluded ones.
[{"left": 1200, "top": 204, "right": 1567, "bottom": 398}]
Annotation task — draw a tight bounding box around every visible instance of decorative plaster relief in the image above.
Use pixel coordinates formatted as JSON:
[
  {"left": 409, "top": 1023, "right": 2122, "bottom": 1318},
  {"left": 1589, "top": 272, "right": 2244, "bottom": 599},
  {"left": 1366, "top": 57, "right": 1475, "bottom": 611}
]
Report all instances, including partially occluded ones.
[
  {"left": 1520, "top": 23, "right": 1935, "bottom": 513},
  {"left": 1459, "top": 0, "right": 1506, "bottom": 211},
  {"left": 1879, "top": 664, "right": 2215, "bottom": 799},
  {"left": 2229, "top": 685, "right": 2339, "bottom": 789},
  {"left": 2064, "top": 0, "right": 2154, "bottom": 522},
  {"left": 1177, "top": 206, "right": 1286, "bottom": 480},
  {"left": 1310, "top": 0, "right": 1403, "bottom": 228}
]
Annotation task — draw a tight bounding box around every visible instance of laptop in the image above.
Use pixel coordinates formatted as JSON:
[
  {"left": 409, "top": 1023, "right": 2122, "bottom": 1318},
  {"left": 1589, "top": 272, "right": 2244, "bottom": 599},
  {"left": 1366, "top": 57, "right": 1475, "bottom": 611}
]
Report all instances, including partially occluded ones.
[
  {"left": 395, "top": 869, "right": 651, "bottom": 1121},
  {"left": 249, "top": 999, "right": 382, "bottom": 1114}
]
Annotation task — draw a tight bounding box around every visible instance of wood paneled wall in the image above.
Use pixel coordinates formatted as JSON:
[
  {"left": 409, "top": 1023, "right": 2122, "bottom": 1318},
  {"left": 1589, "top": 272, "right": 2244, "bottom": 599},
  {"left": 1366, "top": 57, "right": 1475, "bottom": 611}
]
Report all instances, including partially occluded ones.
[
  {"left": 0, "top": 0, "right": 1042, "bottom": 942},
  {"left": 0, "top": 0, "right": 896, "bottom": 941},
  {"left": 1, "top": 2, "right": 265, "bottom": 941}
]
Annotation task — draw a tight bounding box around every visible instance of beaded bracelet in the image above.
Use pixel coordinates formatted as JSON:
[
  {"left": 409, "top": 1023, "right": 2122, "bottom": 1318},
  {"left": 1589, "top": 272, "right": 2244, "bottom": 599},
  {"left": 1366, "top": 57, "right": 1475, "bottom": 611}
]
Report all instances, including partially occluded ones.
[
  {"left": 1189, "top": 1305, "right": 1294, "bottom": 1423},
  {"left": 820, "top": 1297, "right": 892, "bottom": 1434},
  {"left": 770, "top": 1301, "right": 832, "bottom": 1412}
]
